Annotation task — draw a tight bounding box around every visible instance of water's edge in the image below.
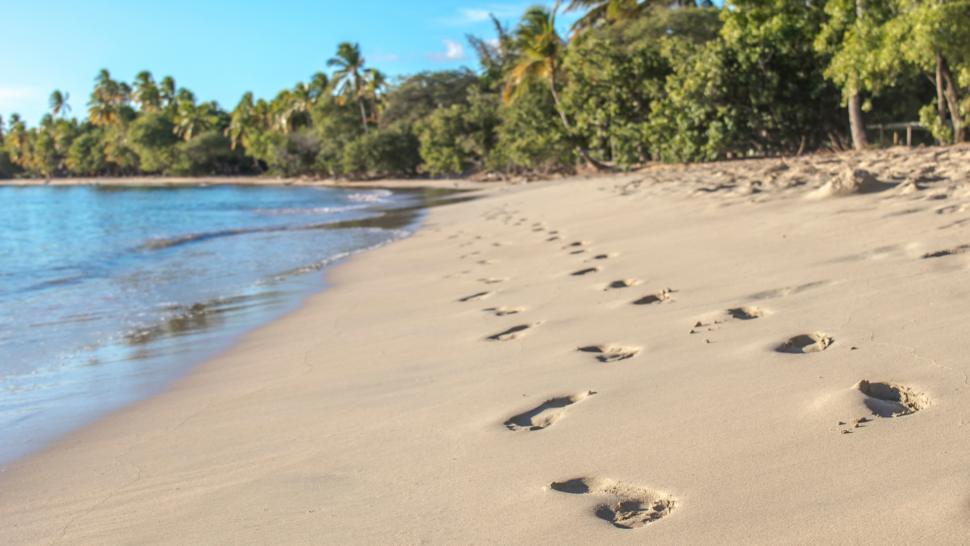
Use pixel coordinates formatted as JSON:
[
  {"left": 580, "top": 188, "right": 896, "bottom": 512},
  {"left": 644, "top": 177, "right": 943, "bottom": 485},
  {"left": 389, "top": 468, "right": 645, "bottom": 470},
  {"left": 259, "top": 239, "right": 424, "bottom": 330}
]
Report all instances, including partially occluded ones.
[{"left": 0, "top": 185, "right": 474, "bottom": 467}]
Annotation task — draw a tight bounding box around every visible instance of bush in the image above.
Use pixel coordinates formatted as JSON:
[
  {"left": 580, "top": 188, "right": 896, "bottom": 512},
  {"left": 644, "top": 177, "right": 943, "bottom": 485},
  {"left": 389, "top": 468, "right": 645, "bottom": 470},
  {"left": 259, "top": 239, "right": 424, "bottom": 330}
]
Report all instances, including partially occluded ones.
[
  {"left": 491, "top": 91, "right": 574, "bottom": 172},
  {"left": 417, "top": 91, "right": 501, "bottom": 175}
]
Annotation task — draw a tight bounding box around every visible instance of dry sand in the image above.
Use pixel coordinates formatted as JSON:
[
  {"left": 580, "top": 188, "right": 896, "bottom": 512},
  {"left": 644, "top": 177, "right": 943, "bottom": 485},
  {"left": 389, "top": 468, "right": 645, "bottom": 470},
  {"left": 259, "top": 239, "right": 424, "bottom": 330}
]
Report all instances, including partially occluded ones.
[{"left": 3, "top": 145, "right": 970, "bottom": 544}]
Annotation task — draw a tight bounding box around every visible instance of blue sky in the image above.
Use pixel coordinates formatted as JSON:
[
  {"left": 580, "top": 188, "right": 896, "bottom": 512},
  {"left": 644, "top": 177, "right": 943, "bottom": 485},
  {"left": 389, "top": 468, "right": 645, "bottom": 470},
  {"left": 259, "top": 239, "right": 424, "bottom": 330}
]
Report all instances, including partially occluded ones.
[{"left": 1, "top": 0, "right": 580, "bottom": 125}]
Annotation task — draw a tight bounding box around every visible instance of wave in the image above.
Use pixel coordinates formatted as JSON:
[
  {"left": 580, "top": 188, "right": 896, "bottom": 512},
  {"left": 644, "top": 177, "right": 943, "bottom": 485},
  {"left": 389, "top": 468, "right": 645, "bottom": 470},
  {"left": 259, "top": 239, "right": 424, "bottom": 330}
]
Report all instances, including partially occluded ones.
[
  {"left": 348, "top": 189, "right": 393, "bottom": 203},
  {"left": 136, "top": 214, "right": 385, "bottom": 251},
  {"left": 252, "top": 204, "right": 368, "bottom": 216}
]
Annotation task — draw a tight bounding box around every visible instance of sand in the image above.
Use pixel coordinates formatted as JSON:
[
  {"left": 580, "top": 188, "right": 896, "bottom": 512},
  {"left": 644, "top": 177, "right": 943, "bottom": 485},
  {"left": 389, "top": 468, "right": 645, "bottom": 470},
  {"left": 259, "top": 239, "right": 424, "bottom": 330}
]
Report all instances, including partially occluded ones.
[{"left": 3, "top": 145, "right": 970, "bottom": 544}]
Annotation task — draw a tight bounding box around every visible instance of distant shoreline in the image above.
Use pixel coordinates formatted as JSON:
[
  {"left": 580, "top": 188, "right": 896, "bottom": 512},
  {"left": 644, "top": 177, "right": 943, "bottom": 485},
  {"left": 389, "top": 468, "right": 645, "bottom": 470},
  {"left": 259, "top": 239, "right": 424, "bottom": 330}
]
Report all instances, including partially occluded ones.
[{"left": 0, "top": 176, "right": 496, "bottom": 191}]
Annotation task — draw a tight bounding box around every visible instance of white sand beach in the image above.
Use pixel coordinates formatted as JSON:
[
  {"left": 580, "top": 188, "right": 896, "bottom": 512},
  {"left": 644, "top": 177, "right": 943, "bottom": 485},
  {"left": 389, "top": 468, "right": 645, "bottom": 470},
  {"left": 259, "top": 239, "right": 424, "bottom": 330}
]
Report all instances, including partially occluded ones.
[{"left": 3, "top": 145, "right": 970, "bottom": 544}]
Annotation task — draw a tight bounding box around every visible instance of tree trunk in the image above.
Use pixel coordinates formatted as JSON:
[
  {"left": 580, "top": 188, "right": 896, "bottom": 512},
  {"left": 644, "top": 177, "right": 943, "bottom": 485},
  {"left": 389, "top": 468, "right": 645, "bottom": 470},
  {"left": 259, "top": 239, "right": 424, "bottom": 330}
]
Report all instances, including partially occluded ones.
[
  {"left": 938, "top": 54, "right": 965, "bottom": 143},
  {"left": 547, "top": 64, "right": 604, "bottom": 171},
  {"left": 848, "top": 0, "right": 868, "bottom": 151},
  {"left": 848, "top": 93, "right": 868, "bottom": 150},
  {"left": 936, "top": 52, "right": 948, "bottom": 144},
  {"left": 357, "top": 97, "right": 369, "bottom": 136}
]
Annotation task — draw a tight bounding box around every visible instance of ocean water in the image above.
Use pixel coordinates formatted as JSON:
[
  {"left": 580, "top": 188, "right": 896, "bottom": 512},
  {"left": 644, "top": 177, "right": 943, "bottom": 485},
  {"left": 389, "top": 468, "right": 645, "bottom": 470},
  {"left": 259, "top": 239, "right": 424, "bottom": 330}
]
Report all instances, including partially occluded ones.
[{"left": 0, "top": 183, "right": 459, "bottom": 465}]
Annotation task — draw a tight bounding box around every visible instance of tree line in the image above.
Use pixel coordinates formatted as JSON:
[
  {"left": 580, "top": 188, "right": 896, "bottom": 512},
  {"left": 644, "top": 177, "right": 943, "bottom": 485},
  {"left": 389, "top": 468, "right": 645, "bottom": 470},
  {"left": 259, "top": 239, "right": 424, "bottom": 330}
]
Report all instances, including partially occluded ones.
[{"left": 1, "top": 0, "right": 967, "bottom": 180}]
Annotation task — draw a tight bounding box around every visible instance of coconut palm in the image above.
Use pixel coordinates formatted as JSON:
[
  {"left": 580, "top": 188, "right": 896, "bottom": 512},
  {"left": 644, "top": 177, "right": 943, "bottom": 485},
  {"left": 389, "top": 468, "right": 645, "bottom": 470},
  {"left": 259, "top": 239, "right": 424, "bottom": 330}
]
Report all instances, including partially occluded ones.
[
  {"left": 503, "top": 2, "right": 603, "bottom": 169},
  {"left": 466, "top": 14, "right": 515, "bottom": 90},
  {"left": 87, "top": 69, "right": 121, "bottom": 126},
  {"left": 160, "top": 76, "right": 177, "bottom": 110},
  {"left": 328, "top": 42, "right": 370, "bottom": 135},
  {"left": 49, "top": 90, "right": 71, "bottom": 118},
  {"left": 226, "top": 92, "right": 255, "bottom": 150},
  {"left": 173, "top": 99, "right": 217, "bottom": 141},
  {"left": 565, "top": 0, "right": 710, "bottom": 33},
  {"left": 133, "top": 71, "right": 162, "bottom": 113},
  {"left": 309, "top": 72, "right": 330, "bottom": 98},
  {"left": 363, "top": 68, "right": 387, "bottom": 125},
  {"left": 5, "top": 116, "right": 32, "bottom": 167},
  {"left": 289, "top": 82, "right": 316, "bottom": 128}
]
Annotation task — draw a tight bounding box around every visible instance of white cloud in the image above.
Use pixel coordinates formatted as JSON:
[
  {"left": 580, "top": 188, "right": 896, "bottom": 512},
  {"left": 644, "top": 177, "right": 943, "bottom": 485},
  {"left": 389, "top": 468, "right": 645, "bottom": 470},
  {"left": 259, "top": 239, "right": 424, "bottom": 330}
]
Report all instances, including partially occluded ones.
[
  {"left": 427, "top": 40, "right": 467, "bottom": 62},
  {"left": 437, "top": 4, "right": 527, "bottom": 26},
  {"left": 0, "top": 87, "right": 38, "bottom": 101},
  {"left": 371, "top": 53, "right": 402, "bottom": 63}
]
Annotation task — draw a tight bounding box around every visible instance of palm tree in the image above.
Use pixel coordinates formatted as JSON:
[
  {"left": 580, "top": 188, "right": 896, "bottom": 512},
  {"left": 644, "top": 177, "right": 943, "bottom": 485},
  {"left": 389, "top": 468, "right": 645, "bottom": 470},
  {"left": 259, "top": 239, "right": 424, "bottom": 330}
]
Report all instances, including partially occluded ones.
[
  {"left": 133, "top": 71, "right": 162, "bottom": 113},
  {"left": 504, "top": 1, "right": 602, "bottom": 169},
  {"left": 467, "top": 14, "right": 515, "bottom": 91},
  {"left": 270, "top": 89, "right": 294, "bottom": 133},
  {"left": 226, "top": 92, "right": 255, "bottom": 150},
  {"left": 363, "top": 68, "right": 387, "bottom": 125},
  {"left": 5, "top": 116, "right": 32, "bottom": 168},
  {"left": 88, "top": 69, "right": 121, "bottom": 126},
  {"left": 173, "top": 99, "right": 217, "bottom": 141},
  {"left": 565, "top": 0, "right": 712, "bottom": 35},
  {"left": 49, "top": 90, "right": 71, "bottom": 118},
  {"left": 328, "top": 42, "right": 370, "bottom": 135},
  {"left": 160, "top": 76, "right": 177, "bottom": 110},
  {"left": 289, "top": 82, "right": 315, "bottom": 128},
  {"left": 309, "top": 72, "right": 330, "bottom": 97}
]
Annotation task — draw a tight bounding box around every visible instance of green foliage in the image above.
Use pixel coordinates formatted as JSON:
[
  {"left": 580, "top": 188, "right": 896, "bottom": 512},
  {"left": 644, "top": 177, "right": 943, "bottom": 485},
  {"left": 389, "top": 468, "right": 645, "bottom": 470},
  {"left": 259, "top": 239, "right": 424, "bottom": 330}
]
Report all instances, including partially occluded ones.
[
  {"left": 562, "top": 33, "right": 671, "bottom": 167},
  {"left": 66, "top": 129, "right": 109, "bottom": 175},
  {"left": 492, "top": 90, "right": 575, "bottom": 171},
  {"left": 416, "top": 91, "right": 502, "bottom": 175},
  {"left": 649, "top": 0, "right": 846, "bottom": 162},
  {"left": 128, "top": 113, "right": 181, "bottom": 173},
  {"left": 381, "top": 69, "right": 482, "bottom": 127},
  {"left": 5, "top": 1, "right": 967, "bottom": 179},
  {"left": 341, "top": 123, "right": 421, "bottom": 177},
  {"left": 179, "top": 131, "right": 249, "bottom": 175}
]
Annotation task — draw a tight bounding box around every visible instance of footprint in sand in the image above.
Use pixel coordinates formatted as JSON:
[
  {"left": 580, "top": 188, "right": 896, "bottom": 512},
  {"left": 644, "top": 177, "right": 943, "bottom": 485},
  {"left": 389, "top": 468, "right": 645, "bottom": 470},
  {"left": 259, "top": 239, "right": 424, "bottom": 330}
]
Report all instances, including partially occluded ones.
[
  {"left": 578, "top": 345, "right": 639, "bottom": 362},
  {"left": 480, "top": 277, "right": 509, "bottom": 284},
  {"left": 550, "top": 477, "right": 675, "bottom": 529},
  {"left": 572, "top": 267, "right": 602, "bottom": 276},
  {"left": 459, "top": 291, "right": 493, "bottom": 302},
  {"left": 749, "top": 281, "right": 829, "bottom": 300},
  {"left": 488, "top": 323, "right": 540, "bottom": 341},
  {"left": 923, "top": 244, "right": 970, "bottom": 258},
  {"left": 633, "top": 289, "right": 672, "bottom": 305},
  {"left": 777, "top": 333, "right": 831, "bottom": 353},
  {"left": 563, "top": 241, "right": 590, "bottom": 249},
  {"left": 484, "top": 307, "right": 524, "bottom": 316},
  {"left": 478, "top": 259, "right": 499, "bottom": 265},
  {"left": 505, "top": 391, "right": 592, "bottom": 431},
  {"left": 547, "top": 236, "right": 562, "bottom": 242},
  {"left": 690, "top": 307, "right": 770, "bottom": 334},
  {"left": 604, "top": 279, "right": 639, "bottom": 290},
  {"left": 570, "top": 249, "right": 588, "bottom": 255},
  {"left": 854, "top": 380, "right": 928, "bottom": 417},
  {"left": 727, "top": 306, "right": 769, "bottom": 319},
  {"left": 587, "top": 253, "right": 618, "bottom": 261}
]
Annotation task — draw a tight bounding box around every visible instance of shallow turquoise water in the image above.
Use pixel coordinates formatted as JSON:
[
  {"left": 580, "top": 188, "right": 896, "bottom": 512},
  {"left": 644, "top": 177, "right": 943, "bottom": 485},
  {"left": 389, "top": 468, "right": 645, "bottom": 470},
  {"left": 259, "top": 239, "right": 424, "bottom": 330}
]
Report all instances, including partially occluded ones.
[{"left": 0, "top": 184, "right": 440, "bottom": 465}]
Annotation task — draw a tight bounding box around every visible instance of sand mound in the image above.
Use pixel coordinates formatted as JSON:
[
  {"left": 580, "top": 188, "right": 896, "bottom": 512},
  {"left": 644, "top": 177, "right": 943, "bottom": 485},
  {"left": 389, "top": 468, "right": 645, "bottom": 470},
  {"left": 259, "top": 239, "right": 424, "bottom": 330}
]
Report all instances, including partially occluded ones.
[{"left": 809, "top": 169, "right": 892, "bottom": 198}]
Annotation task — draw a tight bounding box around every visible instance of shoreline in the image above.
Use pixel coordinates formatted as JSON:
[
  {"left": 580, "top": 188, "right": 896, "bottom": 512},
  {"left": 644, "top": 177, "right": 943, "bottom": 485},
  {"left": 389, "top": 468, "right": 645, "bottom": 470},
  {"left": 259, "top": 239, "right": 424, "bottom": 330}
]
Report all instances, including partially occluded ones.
[
  {"left": 3, "top": 146, "right": 970, "bottom": 543},
  {"left": 0, "top": 184, "right": 463, "bottom": 466},
  {"left": 0, "top": 175, "right": 498, "bottom": 191}
]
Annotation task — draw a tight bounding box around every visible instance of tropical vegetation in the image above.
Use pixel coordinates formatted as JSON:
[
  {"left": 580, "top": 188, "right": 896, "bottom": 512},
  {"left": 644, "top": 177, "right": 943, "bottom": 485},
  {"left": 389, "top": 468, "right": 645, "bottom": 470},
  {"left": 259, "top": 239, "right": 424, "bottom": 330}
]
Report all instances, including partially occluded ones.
[{"left": 2, "top": 0, "right": 966, "bottom": 180}]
